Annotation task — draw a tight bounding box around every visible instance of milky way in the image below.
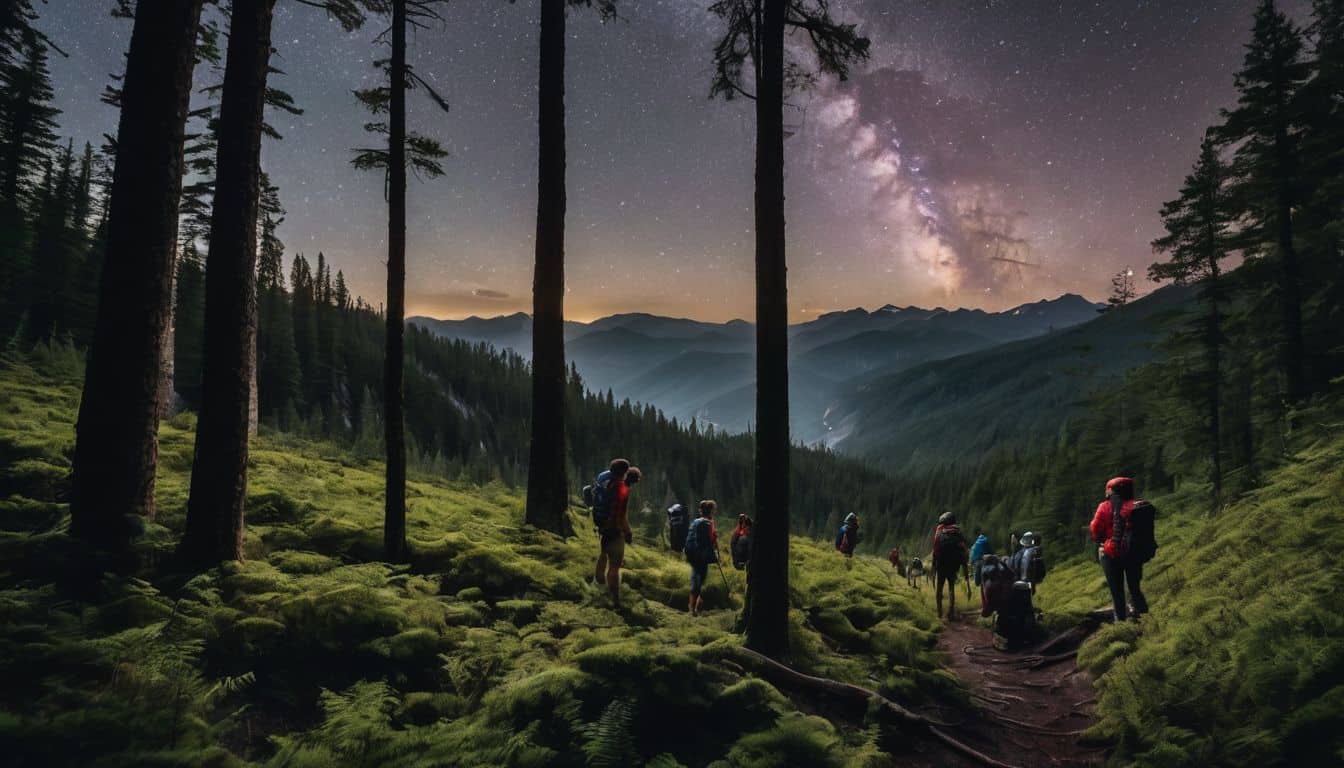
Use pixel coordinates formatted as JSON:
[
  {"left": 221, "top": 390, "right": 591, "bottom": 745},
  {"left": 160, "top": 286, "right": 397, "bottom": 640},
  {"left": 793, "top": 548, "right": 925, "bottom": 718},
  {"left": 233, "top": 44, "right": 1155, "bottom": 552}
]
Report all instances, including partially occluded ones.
[{"left": 37, "top": 0, "right": 1308, "bottom": 321}]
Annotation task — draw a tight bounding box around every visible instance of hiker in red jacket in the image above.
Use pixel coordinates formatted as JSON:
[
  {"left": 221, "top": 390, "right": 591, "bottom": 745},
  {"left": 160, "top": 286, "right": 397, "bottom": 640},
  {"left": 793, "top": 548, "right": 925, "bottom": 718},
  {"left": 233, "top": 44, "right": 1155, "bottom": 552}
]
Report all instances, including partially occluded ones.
[{"left": 1090, "top": 476, "right": 1156, "bottom": 622}]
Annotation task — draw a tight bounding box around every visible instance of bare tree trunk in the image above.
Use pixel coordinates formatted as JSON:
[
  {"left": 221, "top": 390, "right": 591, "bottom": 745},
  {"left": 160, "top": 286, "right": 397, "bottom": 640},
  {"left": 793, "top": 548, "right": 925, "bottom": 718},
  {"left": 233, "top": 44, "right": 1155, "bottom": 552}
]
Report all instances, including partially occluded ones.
[
  {"left": 1274, "top": 124, "right": 1305, "bottom": 402},
  {"left": 180, "top": 0, "right": 275, "bottom": 566},
  {"left": 524, "top": 0, "right": 572, "bottom": 537},
  {"left": 1207, "top": 262, "right": 1223, "bottom": 515},
  {"left": 70, "top": 0, "right": 204, "bottom": 545},
  {"left": 384, "top": 0, "right": 409, "bottom": 562},
  {"left": 745, "top": 0, "right": 790, "bottom": 659}
]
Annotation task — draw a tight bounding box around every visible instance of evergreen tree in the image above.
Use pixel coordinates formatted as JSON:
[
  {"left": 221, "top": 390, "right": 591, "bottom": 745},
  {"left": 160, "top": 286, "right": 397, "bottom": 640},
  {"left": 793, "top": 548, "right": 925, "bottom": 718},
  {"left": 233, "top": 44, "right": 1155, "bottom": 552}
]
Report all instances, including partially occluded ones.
[
  {"left": 1299, "top": 0, "right": 1344, "bottom": 381},
  {"left": 351, "top": 0, "right": 451, "bottom": 561},
  {"left": 1107, "top": 267, "right": 1137, "bottom": 309},
  {"left": 173, "top": 240, "right": 206, "bottom": 406},
  {"left": 25, "top": 141, "right": 81, "bottom": 342},
  {"left": 72, "top": 0, "right": 207, "bottom": 545},
  {"left": 0, "top": 25, "right": 59, "bottom": 206},
  {"left": 0, "top": 25, "right": 59, "bottom": 333},
  {"left": 1218, "top": 0, "right": 1312, "bottom": 401},
  {"left": 1150, "top": 135, "right": 1237, "bottom": 512},
  {"left": 709, "top": 0, "right": 868, "bottom": 658},
  {"left": 255, "top": 176, "right": 301, "bottom": 425},
  {"left": 182, "top": 0, "right": 280, "bottom": 566}
]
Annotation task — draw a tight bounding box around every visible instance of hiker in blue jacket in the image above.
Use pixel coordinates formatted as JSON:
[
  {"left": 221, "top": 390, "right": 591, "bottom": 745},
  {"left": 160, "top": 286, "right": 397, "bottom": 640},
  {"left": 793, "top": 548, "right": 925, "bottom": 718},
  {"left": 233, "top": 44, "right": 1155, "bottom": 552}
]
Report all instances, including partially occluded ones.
[{"left": 969, "top": 527, "right": 991, "bottom": 586}]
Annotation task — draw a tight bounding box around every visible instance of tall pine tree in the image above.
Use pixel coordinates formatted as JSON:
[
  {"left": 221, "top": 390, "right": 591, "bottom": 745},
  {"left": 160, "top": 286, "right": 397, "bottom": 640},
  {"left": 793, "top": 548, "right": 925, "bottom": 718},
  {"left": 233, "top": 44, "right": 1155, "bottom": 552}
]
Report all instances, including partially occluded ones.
[
  {"left": 351, "top": 0, "right": 450, "bottom": 561},
  {"left": 1150, "top": 135, "right": 1237, "bottom": 512},
  {"left": 72, "top": 0, "right": 206, "bottom": 546},
  {"left": 1218, "top": 0, "right": 1311, "bottom": 401},
  {"left": 709, "top": 0, "right": 868, "bottom": 658},
  {"left": 524, "top": 0, "right": 616, "bottom": 537}
]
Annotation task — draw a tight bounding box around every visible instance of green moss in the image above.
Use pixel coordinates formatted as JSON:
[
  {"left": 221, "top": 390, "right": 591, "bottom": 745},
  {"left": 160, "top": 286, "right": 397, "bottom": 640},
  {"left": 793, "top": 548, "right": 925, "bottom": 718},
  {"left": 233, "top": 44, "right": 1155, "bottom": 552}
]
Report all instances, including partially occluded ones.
[{"left": 0, "top": 359, "right": 952, "bottom": 766}]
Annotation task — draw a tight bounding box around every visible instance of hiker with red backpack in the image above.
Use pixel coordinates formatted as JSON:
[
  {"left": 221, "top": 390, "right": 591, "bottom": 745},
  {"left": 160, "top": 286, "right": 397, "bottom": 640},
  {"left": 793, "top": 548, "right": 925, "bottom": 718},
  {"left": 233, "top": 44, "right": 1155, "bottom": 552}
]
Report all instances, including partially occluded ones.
[
  {"left": 1089, "top": 476, "right": 1157, "bottom": 622},
  {"left": 586, "top": 459, "right": 641, "bottom": 609},
  {"left": 931, "top": 512, "right": 969, "bottom": 620},
  {"left": 730, "top": 514, "right": 753, "bottom": 574}
]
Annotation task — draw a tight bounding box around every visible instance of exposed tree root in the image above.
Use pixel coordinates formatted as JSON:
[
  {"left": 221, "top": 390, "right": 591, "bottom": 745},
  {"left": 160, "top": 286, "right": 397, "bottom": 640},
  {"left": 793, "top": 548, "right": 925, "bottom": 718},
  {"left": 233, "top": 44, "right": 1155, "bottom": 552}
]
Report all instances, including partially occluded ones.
[
  {"left": 717, "top": 646, "right": 1024, "bottom": 768},
  {"left": 1023, "top": 650, "right": 1078, "bottom": 670}
]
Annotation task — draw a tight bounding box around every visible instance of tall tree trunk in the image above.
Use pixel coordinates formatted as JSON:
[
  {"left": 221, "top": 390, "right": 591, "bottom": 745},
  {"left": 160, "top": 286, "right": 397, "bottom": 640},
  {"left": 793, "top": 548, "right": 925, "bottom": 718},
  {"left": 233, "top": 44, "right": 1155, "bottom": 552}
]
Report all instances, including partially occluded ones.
[
  {"left": 524, "top": 0, "right": 572, "bottom": 537},
  {"left": 1274, "top": 112, "right": 1305, "bottom": 401},
  {"left": 745, "top": 0, "right": 789, "bottom": 659},
  {"left": 384, "top": 0, "right": 409, "bottom": 561},
  {"left": 1206, "top": 263, "right": 1223, "bottom": 516},
  {"left": 180, "top": 0, "right": 275, "bottom": 566},
  {"left": 70, "top": 0, "right": 204, "bottom": 545}
]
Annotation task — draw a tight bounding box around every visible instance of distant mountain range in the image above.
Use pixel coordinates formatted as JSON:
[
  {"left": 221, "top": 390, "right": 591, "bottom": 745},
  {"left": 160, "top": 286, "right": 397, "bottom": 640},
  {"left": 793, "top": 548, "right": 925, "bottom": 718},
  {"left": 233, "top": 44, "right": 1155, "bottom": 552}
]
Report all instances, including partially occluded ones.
[
  {"left": 409, "top": 293, "right": 1105, "bottom": 445},
  {"left": 824, "top": 284, "right": 1194, "bottom": 468}
]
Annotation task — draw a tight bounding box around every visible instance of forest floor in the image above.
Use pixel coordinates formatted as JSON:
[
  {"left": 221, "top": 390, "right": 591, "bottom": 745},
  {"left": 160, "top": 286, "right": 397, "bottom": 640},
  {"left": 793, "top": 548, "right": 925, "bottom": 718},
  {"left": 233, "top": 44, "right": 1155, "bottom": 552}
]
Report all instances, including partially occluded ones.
[{"left": 926, "top": 612, "right": 1107, "bottom": 768}]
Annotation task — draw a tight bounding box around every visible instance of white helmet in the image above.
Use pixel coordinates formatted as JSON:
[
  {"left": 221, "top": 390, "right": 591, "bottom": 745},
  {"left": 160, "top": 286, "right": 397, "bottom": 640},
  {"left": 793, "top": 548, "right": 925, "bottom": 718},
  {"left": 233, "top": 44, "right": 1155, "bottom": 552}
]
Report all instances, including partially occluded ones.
[{"left": 1020, "top": 531, "right": 1038, "bottom": 548}]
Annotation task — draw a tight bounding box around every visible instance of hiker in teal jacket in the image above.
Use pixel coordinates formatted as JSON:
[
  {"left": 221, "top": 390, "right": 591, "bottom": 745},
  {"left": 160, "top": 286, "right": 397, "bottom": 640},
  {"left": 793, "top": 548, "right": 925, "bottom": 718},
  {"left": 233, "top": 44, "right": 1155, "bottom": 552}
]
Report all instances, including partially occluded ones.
[{"left": 969, "top": 528, "right": 991, "bottom": 586}]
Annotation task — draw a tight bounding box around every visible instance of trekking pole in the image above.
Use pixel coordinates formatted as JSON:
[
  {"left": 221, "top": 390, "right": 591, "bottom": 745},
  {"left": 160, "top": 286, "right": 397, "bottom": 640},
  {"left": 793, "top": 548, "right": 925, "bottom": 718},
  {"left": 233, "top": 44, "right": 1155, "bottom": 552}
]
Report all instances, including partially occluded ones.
[{"left": 716, "top": 559, "right": 732, "bottom": 596}]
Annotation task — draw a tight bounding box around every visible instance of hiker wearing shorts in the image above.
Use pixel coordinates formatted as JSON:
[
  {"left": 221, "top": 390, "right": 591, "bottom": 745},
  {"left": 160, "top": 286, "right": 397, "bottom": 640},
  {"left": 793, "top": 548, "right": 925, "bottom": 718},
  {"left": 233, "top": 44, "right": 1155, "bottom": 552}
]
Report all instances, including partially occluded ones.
[
  {"left": 931, "top": 512, "right": 969, "bottom": 620},
  {"left": 594, "top": 460, "right": 640, "bottom": 608},
  {"left": 686, "top": 500, "right": 719, "bottom": 616}
]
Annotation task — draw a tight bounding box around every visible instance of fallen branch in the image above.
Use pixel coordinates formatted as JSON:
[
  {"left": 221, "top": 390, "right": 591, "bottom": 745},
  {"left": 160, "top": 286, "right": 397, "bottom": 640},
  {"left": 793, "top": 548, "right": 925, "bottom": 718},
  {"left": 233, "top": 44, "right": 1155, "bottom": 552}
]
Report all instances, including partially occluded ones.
[{"left": 718, "top": 646, "right": 1024, "bottom": 768}]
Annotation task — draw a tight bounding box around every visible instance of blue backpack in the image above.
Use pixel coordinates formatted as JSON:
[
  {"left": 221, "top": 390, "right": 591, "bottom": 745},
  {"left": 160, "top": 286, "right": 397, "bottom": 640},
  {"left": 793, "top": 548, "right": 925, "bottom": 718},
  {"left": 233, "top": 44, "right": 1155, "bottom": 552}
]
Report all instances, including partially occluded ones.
[
  {"left": 582, "top": 470, "right": 613, "bottom": 528},
  {"left": 685, "top": 517, "right": 717, "bottom": 565},
  {"left": 834, "top": 523, "right": 858, "bottom": 553}
]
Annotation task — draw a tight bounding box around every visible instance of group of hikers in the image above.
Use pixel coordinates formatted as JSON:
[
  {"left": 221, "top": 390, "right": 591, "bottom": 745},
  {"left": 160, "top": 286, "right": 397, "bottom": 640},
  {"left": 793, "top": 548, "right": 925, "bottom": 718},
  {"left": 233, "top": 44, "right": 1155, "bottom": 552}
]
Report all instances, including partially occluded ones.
[
  {"left": 583, "top": 458, "right": 753, "bottom": 614},
  {"left": 584, "top": 460, "right": 1157, "bottom": 636}
]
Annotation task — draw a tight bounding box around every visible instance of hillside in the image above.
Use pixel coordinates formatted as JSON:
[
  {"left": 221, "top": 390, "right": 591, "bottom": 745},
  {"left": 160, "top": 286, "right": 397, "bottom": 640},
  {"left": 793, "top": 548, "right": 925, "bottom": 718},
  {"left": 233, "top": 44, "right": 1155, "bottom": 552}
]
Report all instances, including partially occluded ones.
[
  {"left": 409, "top": 295, "right": 1104, "bottom": 444},
  {"left": 0, "top": 359, "right": 961, "bottom": 767},
  {"left": 1033, "top": 421, "right": 1344, "bottom": 765},
  {"left": 828, "top": 284, "right": 1194, "bottom": 464}
]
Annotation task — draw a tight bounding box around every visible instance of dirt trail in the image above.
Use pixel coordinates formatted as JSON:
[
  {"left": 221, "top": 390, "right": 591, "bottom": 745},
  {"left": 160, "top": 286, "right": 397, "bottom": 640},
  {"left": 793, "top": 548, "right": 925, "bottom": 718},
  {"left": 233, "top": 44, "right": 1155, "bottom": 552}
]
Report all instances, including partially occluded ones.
[{"left": 911, "top": 610, "right": 1107, "bottom": 768}]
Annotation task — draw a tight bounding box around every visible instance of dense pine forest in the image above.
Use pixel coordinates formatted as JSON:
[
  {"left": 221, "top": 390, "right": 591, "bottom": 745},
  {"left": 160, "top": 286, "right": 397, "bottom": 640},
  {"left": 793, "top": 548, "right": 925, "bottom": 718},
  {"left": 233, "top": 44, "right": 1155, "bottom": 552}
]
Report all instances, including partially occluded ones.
[{"left": 2, "top": 0, "right": 1344, "bottom": 766}]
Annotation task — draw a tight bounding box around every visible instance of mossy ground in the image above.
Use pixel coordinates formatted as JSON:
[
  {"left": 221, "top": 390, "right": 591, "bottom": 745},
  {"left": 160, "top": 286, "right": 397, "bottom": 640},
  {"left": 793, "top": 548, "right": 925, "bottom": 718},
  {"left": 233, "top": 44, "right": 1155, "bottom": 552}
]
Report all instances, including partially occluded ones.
[
  {"left": 0, "top": 360, "right": 948, "bottom": 767},
  {"left": 1035, "top": 425, "right": 1344, "bottom": 767}
]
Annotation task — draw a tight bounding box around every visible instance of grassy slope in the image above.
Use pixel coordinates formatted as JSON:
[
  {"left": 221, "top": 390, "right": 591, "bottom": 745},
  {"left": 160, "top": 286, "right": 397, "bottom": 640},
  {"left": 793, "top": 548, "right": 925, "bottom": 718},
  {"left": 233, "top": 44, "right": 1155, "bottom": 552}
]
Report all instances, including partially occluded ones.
[
  {"left": 1036, "top": 431, "right": 1344, "bottom": 767},
  {"left": 0, "top": 360, "right": 952, "bottom": 768}
]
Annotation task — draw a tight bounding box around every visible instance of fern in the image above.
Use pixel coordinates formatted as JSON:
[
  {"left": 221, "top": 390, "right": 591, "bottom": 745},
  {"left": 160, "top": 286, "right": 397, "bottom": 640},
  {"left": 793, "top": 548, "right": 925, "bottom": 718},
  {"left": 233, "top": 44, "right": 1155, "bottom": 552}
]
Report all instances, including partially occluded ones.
[{"left": 582, "top": 697, "right": 639, "bottom": 768}]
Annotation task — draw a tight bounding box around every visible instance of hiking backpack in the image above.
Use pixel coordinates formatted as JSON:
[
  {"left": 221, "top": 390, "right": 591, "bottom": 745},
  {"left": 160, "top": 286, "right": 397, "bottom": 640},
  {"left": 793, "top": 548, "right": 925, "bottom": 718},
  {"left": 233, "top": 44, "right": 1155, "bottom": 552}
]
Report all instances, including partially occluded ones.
[
  {"left": 731, "top": 529, "right": 751, "bottom": 570},
  {"left": 995, "top": 581, "right": 1036, "bottom": 648},
  {"left": 685, "top": 518, "right": 717, "bottom": 566},
  {"left": 835, "top": 523, "right": 858, "bottom": 554},
  {"left": 667, "top": 505, "right": 690, "bottom": 553},
  {"left": 583, "top": 470, "right": 613, "bottom": 529},
  {"left": 932, "top": 524, "right": 965, "bottom": 570},
  {"left": 1123, "top": 500, "right": 1158, "bottom": 563},
  {"left": 1011, "top": 545, "right": 1047, "bottom": 585},
  {"left": 979, "top": 554, "right": 1015, "bottom": 617}
]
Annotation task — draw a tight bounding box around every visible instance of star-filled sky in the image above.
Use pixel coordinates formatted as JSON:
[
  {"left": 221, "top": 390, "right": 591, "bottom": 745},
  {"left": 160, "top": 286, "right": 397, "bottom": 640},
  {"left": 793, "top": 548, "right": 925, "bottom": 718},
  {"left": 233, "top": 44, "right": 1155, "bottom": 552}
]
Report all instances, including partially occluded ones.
[{"left": 38, "top": 0, "right": 1310, "bottom": 322}]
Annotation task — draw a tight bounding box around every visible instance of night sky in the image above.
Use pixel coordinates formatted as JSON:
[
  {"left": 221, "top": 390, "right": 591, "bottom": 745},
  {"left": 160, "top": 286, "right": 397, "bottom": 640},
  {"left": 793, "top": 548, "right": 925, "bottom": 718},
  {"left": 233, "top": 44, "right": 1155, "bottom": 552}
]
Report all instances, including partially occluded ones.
[{"left": 36, "top": 0, "right": 1309, "bottom": 322}]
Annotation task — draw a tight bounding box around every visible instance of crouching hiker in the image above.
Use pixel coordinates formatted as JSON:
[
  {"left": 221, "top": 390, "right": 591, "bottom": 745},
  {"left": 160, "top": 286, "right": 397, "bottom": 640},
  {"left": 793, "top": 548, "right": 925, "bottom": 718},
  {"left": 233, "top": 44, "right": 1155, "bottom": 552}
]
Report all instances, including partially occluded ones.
[
  {"left": 931, "top": 512, "right": 969, "bottom": 620},
  {"left": 685, "top": 500, "right": 719, "bottom": 616},
  {"left": 589, "top": 459, "right": 640, "bottom": 609},
  {"left": 1090, "top": 476, "right": 1157, "bottom": 622}
]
